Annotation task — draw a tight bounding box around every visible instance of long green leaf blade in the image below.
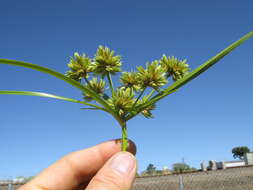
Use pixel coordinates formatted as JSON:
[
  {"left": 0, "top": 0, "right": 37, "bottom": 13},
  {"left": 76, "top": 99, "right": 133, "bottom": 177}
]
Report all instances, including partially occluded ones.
[
  {"left": 0, "top": 90, "right": 106, "bottom": 111},
  {"left": 0, "top": 59, "right": 118, "bottom": 116},
  {"left": 163, "top": 31, "right": 253, "bottom": 93},
  {"left": 128, "top": 31, "right": 253, "bottom": 120}
]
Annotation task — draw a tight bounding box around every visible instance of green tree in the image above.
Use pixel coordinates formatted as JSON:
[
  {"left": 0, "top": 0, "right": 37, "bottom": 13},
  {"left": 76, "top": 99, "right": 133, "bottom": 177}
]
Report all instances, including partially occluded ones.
[
  {"left": 146, "top": 164, "right": 156, "bottom": 175},
  {"left": 232, "top": 146, "right": 250, "bottom": 160},
  {"left": 155, "top": 170, "right": 163, "bottom": 176},
  {"left": 14, "top": 176, "right": 34, "bottom": 182},
  {"left": 173, "top": 163, "right": 193, "bottom": 173}
]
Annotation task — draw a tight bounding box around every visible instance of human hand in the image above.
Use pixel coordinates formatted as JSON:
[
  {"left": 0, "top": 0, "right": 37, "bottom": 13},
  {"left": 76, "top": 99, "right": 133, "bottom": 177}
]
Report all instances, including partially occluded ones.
[{"left": 19, "top": 139, "right": 137, "bottom": 190}]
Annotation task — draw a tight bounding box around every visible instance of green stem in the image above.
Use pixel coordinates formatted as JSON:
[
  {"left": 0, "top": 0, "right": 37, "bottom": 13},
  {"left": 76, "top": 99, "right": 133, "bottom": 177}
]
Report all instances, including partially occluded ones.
[
  {"left": 84, "top": 77, "right": 91, "bottom": 87},
  {"left": 107, "top": 73, "right": 114, "bottom": 95},
  {"left": 132, "top": 87, "right": 146, "bottom": 109},
  {"left": 126, "top": 89, "right": 178, "bottom": 121},
  {"left": 146, "top": 89, "right": 155, "bottom": 100},
  {"left": 121, "top": 122, "right": 128, "bottom": 152}
]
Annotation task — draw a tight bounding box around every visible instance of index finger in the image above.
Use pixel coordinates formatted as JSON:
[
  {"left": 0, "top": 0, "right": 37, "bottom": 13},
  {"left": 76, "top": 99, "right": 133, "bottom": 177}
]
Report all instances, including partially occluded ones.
[{"left": 20, "top": 139, "right": 136, "bottom": 190}]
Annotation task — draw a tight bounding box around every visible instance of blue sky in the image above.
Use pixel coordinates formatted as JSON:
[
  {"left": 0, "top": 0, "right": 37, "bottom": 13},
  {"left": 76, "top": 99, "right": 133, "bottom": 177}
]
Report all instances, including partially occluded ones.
[{"left": 0, "top": 0, "right": 253, "bottom": 179}]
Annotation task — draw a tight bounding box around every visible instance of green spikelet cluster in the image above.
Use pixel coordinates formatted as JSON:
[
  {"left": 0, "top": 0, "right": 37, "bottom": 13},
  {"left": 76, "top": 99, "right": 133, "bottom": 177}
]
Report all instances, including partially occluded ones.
[
  {"left": 64, "top": 45, "right": 193, "bottom": 120},
  {"left": 120, "top": 72, "right": 141, "bottom": 91},
  {"left": 160, "top": 55, "right": 190, "bottom": 81},
  {"left": 65, "top": 46, "right": 191, "bottom": 119},
  {"left": 83, "top": 78, "right": 105, "bottom": 101},
  {"left": 137, "top": 61, "right": 168, "bottom": 91},
  {"left": 91, "top": 46, "right": 122, "bottom": 76},
  {"left": 66, "top": 53, "right": 93, "bottom": 81},
  {"left": 107, "top": 88, "right": 135, "bottom": 117}
]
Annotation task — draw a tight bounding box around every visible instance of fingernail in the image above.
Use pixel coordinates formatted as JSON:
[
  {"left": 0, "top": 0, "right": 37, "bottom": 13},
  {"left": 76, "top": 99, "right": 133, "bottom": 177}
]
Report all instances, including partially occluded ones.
[{"left": 108, "top": 152, "right": 136, "bottom": 176}]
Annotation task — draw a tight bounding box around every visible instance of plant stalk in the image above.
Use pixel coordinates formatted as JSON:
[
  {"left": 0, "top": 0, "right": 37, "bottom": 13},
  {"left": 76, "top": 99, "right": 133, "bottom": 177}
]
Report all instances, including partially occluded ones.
[
  {"left": 107, "top": 73, "right": 114, "bottom": 95},
  {"left": 84, "top": 77, "right": 92, "bottom": 88},
  {"left": 132, "top": 86, "right": 146, "bottom": 109},
  {"left": 146, "top": 89, "right": 155, "bottom": 100},
  {"left": 121, "top": 122, "right": 128, "bottom": 152}
]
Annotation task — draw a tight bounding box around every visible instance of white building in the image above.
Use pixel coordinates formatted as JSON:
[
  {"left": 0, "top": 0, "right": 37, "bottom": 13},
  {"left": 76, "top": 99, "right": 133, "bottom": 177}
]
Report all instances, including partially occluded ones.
[{"left": 245, "top": 152, "right": 253, "bottom": 165}]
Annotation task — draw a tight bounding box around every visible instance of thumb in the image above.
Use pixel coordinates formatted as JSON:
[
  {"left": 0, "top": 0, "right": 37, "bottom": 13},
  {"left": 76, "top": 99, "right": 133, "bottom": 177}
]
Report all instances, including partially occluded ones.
[{"left": 86, "top": 152, "right": 137, "bottom": 190}]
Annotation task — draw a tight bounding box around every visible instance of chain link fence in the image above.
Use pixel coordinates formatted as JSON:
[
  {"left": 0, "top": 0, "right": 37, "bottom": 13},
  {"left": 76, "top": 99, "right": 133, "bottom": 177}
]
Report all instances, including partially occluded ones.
[
  {"left": 1, "top": 165, "right": 253, "bottom": 190},
  {"left": 134, "top": 165, "right": 253, "bottom": 190},
  {"left": 0, "top": 183, "right": 22, "bottom": 190}
]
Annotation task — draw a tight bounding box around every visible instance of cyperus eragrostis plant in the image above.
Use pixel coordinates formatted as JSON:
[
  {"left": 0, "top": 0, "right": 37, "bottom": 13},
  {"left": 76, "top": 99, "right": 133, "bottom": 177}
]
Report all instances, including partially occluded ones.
[{"left": 1, "top": 31, "right": 253, "bottom": 151}]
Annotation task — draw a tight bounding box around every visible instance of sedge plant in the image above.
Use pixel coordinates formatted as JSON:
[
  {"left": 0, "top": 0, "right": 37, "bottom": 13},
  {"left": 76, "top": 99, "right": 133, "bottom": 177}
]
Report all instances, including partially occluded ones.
[{"left": 1, "top": 31, "right": 253, "bottom": 151}]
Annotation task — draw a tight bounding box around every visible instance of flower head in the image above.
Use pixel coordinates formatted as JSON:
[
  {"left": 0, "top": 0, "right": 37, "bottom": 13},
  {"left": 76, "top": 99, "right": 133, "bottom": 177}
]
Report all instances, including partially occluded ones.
[
  {"left": 66, "top": 52, "right": 93, "bottom": 81},
  {"left": 107, "top": 87, "right": 135, "bottom": 117},
  {"left": 137, "top": 61, "right": 167, "bottom": 90},
  {"left": 83, "top": 78, "right": 105, "bottom": 101},
  {"left": 91, "top": 46, "right": 122, "bottom": 76},
  {"left": 137, "top": 96, "right": 156, "bottom": 118},
  {"left": 120, "top": 72, "right": 141, "bottom": 91},
  {"left": 160, "top": 55, "right": 190, "bottom": 81}
]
